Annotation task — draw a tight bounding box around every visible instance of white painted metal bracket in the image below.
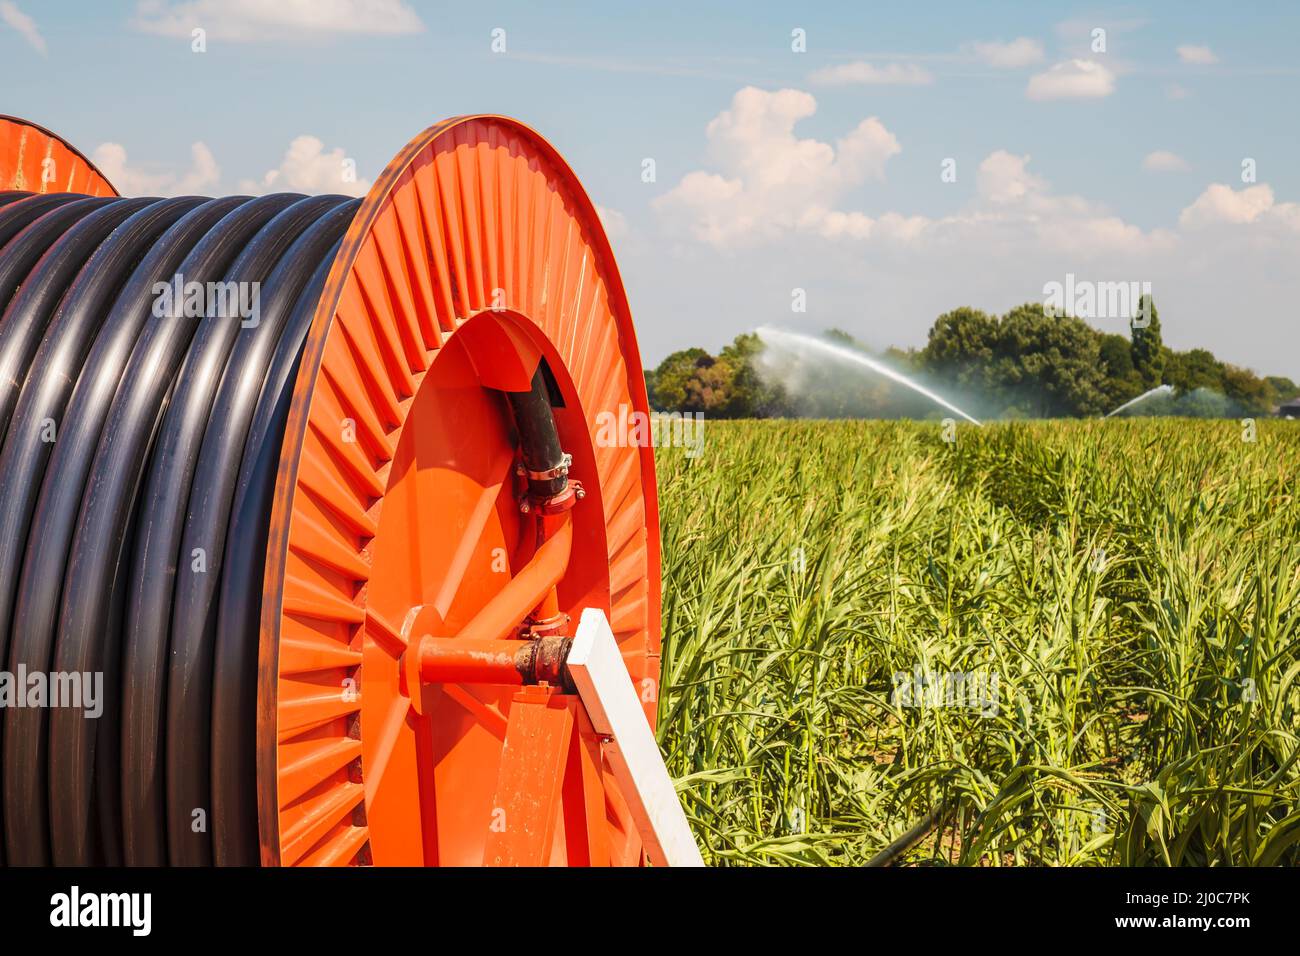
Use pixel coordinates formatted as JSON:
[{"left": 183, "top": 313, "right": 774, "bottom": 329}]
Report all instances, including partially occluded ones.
[{"left": 567, "top": 608, "right": 705, "bottom": 867}]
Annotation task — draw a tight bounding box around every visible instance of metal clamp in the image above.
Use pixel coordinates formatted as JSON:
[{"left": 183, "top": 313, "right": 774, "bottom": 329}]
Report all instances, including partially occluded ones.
[{"left": 523, "top": 452, "right": 571, "bottom": 482}]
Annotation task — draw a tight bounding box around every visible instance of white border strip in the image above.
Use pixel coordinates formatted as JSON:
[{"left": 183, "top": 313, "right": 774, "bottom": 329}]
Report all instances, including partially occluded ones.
[{"left": 567, "top": 608, "right": 704, "bottom": 867}]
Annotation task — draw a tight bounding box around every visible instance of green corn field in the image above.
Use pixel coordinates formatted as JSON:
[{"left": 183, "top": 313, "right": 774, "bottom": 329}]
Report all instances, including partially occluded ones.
[{"left": 654, "top": 418, "right": 1300, "bottom": 866}]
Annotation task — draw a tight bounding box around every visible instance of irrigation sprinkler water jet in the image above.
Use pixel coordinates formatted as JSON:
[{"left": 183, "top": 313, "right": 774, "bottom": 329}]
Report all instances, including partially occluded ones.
[
  {"left": 756, "top": 326, "right": 983, "bottom": 426},
  {"left": 1103, "top": 384, "right": 1174, "bottom": 418}
]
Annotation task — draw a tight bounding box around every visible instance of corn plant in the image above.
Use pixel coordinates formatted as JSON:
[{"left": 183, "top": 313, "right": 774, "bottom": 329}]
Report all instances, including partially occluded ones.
[{"left": 655, "top": 418, "right": 1300, "bottom": 866}]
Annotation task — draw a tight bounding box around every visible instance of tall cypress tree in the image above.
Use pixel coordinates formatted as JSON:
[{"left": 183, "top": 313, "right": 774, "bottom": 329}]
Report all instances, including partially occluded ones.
[{"left": 1131, "top": 294, "right": 1165, "bottom": 388}]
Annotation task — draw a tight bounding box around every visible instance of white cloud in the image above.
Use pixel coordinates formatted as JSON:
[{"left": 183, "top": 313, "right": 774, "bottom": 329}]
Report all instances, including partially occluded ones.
[
  {"left": 0, "top": 1, "right": 46, "bottom": 54},
  {"left": 91, "top": 141, "right": 220, "bottom": 196},
  {"left": 237, "top": 135, "right": 371, "bottom": 197},
  {"left": 1179, "top": 183, "right": 1300, "bottom": 229},
  {"left": 951, "top": 151, "right": 1171, "bottom": 257},
  {"left": 968, "top": 37, "right": 1044, "bottom": 68},
  {"left": 1176, "top": 44, "right": 1218, "bottom": 65},
  {"left": 977, "top": 151, "right": 1047, "bottom": 204},
  {"left": 92, "top": 136, "right": 370, "bottom": 198},
  {"left": 654, "top": 87, "right": 901, "bottom": 247},
  {"left": 1143, "top": 151, "right": 1189, "bottom": 173},
  {"left": 654, "top": 87, "right": 1300, "bottom": 273},
  {"left": 133, "top": 0, "right": 423, "bottom": 41},
  {"left": 654, "top": 89, "right": 1173, "bottom": 262},
  {"left": 1166, "top": 84, "right": 1190, "bottom": 100},
  {"left": 817, "top": 210, "right": 930, "bottom": 243},
  {"left": 1026, "top": 59, "right": 1116, "bottom": 100},
  {"left": 808, "top": 61, "right": 934, "bottom": 86},
  {"left": 639, "top": 86, "right": 1300, "bottom": 381}
]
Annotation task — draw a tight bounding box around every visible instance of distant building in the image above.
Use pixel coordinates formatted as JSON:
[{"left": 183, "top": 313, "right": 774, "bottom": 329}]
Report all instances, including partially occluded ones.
[{"left": 1277, "top": 398, "right": 1300, "bottom": 418}]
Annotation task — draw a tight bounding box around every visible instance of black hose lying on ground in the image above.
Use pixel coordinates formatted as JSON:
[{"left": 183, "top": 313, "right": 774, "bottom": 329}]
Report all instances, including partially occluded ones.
[
  {"left": 865, "top": 801, "right": 953, "bottom": 868},
  {"left": 0, "top": 190, "right": 360, "bottom": 866}
]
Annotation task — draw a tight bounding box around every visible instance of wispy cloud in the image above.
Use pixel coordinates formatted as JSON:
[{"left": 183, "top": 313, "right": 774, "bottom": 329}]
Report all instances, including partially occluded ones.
[
  {"left": 595, "top": 204, "right": 628, "bottom": 240},
  {"left": 966, "top": 37, "right": 1044, "bottom": 69},
  {"left": 1054, "top": 16, "right": 1147, "bottom": 56},
  {"left": 0, "top": 0, "right": 46, "bottom": 54},
  {"left": 132, "top": 0, "right": 423, "bottom": 41},
  {"left": 1176, "top": 44, "right": 1219, "bottom": 65},
  {"left": 1143, "top": 150, "right": 1189, "bottom": 173},
  {"left": 508, "top": 51, "right": 755, "bottom": 81},
  {"left": 809, "top": 61, "right": 934, "bottom": 86}
]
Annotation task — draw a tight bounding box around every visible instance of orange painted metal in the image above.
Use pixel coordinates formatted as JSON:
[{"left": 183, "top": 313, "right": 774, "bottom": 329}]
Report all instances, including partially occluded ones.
[
  {"left": 455, "top": 314, "right": 543, "bottom": 392},
  {"left": 425, "top": 516, "right": 571, "bottom": 654},
  {"left": 0, "top": 113, "right": 657, "bottom": 868},
  {"left": 479, "top": 687, "right": 611, "bottom": 867},
  {"left": 409, "top": 638, "right": 526, "bottom": 687},
  {"left": 563, "top": 705, "right": 612, "bottom": 867},
  {"left": 0, "top": 115, "right": 117, "bottom": 196},
  {"left": 259, "top": 117, "right": 661, "bottom": 866},
  {"left": 482, "top": 685, "right": 575, "bottom": 866},
  {"left": 523, "top": 508, "right": 574, "bottom": 633}
]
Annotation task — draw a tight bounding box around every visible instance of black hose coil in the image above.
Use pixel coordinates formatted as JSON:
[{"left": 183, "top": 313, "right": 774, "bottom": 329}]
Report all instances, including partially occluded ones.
[{"left": 0, "top": 190, "right": 360, "bottom": 866}]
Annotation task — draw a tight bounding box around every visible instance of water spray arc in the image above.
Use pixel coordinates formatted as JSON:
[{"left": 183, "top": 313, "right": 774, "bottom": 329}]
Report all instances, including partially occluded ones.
[
  {"left": 1103, "top": 384, "right": 1174, "bottom": 419},
  {"left": 756, "top": 326, "right": 983, "bottom": 426}
]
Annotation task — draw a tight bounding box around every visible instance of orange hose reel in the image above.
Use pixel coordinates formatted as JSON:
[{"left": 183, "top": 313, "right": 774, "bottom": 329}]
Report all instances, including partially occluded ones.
[{"left": 0, "top": 114, "right": 662, "bottom": 867}]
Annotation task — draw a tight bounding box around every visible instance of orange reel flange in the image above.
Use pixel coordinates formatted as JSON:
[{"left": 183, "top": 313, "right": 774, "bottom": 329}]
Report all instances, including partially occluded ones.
[
  {"left": 0, "top": 115, "right": 116, "bottom": 197},
  {"left": 258, "top": 116, "right": 663, "bottom": 867}
]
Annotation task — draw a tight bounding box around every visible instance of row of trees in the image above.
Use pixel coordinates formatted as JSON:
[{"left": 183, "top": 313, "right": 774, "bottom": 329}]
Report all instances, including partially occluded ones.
[{"left": 644, "top": 299, "right": 1298, "bottom": 419}]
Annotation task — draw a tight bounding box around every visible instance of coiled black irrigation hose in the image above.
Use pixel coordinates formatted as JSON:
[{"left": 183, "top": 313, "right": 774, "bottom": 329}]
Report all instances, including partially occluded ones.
[{"left": 0, "top": 190, "right": 361, "bottom": 866}]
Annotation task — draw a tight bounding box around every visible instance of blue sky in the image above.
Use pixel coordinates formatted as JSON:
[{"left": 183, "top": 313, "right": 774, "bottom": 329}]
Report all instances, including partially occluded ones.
[{"left": 3, "top": 1, "right": 1298, "bottom": 376}]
